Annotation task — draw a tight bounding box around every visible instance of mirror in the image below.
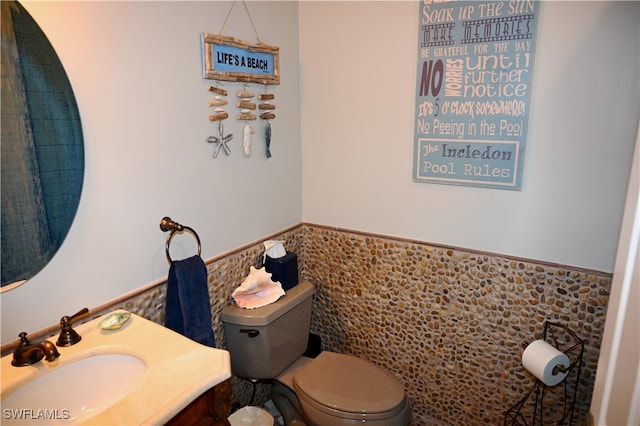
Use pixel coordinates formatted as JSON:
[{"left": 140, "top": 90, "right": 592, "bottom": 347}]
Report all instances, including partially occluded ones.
[{"left": 1, "top": 2, "right": 84, "bottom": 290}]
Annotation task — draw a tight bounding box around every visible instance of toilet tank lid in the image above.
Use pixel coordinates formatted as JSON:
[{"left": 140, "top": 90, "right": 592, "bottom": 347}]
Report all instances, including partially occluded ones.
[{"left": 221, "top": 280, "right": 314, "bottom": 326}]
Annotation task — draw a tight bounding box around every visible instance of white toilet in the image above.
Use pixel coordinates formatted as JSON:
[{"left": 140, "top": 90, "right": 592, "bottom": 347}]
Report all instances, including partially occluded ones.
[{"left": 221, "top": 280, "right": 411, "bottom": 426}]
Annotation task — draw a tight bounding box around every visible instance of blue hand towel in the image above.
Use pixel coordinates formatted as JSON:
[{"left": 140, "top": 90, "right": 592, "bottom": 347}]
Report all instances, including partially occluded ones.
[{"left": 165, "top": 255, "right": 216, "bottom": 347}]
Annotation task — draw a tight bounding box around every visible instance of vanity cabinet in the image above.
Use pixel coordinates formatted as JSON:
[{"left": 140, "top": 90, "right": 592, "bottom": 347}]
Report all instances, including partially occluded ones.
[{"left": 165, "top": 379, "right": 233, "bottom": 426}]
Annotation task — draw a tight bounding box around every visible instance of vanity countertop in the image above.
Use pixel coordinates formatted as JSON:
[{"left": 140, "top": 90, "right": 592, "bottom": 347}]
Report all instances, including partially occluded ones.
[{"left": 1, "top": 310, "right": 231, "bottom": 425}]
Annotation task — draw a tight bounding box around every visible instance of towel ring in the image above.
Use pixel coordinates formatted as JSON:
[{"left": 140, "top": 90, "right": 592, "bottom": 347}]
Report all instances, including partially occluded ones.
[{"left": 160, "top": 217, "right": 201, "bottom": 263}]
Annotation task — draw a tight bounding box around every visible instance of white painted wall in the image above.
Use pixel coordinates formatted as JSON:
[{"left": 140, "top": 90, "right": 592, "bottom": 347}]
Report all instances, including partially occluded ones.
[
  {"left": 299, "top": 1, "right": 639, "bottom": 272},
  {"left": 2, "top": 1, "right": 302, "bottom": 340}
]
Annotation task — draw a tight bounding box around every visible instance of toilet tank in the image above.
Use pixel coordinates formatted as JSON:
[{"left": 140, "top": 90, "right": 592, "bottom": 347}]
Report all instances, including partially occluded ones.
[{"left": 221, "top": 280, "right": 314, "bottom": 379}]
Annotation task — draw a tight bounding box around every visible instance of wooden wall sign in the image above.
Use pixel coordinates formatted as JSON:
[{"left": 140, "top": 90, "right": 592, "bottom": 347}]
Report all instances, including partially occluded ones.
[
  {"left": 412, "top": 0, "right": 539, "bottom": 190},
  {"left": 201, "top": 33, "right": 279, "bottom": 85}
]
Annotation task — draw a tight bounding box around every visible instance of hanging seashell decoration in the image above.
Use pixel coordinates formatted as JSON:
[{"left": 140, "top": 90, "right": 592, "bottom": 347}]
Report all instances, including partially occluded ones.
[
  {"left": 236, "top": 86, "right": 257, "bottom": 157},
  {"left": 205, "top": 82, "right": 277, "bottom": 159},
  {"left": 259, "top": 87, "right": 276, "bottom": 158},
  {"left": 236, "top": 87, "right": 257, "bottom": 121},
  {"left": 243, "top": 122, "right": 255, "bottom": 157},
  {"left": 207, "top": 85, "right": 229, "bottom": 121},
  {"left": 206, "top": 84, "right": 233, "bottom": 157}
]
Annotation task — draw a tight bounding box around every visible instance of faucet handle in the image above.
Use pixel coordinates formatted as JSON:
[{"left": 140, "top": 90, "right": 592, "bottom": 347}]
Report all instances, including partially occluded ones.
[
  {"left": 17, "top": 331, "right": 30, "bottom": 345},
  {"left": 56, "top": 307, "right": 89, "bottom": 347}
]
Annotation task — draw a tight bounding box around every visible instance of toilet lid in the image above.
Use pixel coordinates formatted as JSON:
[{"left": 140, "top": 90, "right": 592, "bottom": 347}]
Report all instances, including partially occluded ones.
[{"left": 292, "top": 352, "right": 405, "bottom": 414}]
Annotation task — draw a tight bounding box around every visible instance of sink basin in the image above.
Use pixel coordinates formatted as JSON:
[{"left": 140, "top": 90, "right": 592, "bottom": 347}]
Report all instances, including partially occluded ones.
[{"left": 2, "top": 354, "right": 146, "bottom": 425}]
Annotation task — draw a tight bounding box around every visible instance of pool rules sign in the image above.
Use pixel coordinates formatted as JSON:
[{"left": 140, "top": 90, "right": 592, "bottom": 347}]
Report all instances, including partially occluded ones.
[{"left": 413, "top": 0, "right": 539, "bottom": 190}]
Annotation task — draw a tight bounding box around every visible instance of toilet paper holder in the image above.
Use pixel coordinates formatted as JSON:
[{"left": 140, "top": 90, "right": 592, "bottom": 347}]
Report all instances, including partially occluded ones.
[
  {"left": 504, "top": 321, "right": 584, "bottom": 426},
  {"left": 551, "top": 363, "right": 568, "bottom": 376}
]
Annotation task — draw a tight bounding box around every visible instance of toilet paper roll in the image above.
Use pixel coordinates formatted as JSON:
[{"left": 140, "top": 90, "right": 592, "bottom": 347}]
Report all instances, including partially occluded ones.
[{"left": 522, "top": 339, "right": 570, "bottom": 386}]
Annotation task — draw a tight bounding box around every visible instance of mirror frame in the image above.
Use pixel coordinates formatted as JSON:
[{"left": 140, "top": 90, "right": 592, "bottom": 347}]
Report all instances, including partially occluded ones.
[{"left": 1, "top": 1, "right": 84, "bottom": 290}]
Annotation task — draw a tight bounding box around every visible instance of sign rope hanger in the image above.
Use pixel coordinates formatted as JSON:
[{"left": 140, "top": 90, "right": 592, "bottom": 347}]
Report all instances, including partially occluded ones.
[{"left": 218, "top": 0, "right": 262, "bottom": 44}]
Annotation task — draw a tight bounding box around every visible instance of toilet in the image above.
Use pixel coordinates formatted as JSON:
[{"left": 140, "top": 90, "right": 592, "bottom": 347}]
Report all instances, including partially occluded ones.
[{"left": 221, "top": 280, "right": 411, "bottom": 426}]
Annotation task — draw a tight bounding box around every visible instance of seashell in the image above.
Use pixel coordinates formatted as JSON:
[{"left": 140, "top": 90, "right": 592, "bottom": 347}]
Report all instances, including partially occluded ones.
[
  {"left": 98, "top": 312, "right": 131, "bottom": 330},
  {"left": 232, "top": 266, "right": 284, "bottom": 309}
]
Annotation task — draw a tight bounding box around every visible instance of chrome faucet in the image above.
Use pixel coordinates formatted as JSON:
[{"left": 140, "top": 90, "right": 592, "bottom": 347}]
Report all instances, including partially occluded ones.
[{"left": 12, "top": 332, "right": 60, "bottom": 367}]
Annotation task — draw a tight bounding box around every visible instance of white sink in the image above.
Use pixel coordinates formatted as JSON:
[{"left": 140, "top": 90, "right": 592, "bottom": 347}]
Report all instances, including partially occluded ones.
[
  {"left": 1, "top": 310, "right": 231, "bottom": 425},
  {"left": 2, "top": 354, "right": 146, "bottom": 425}
]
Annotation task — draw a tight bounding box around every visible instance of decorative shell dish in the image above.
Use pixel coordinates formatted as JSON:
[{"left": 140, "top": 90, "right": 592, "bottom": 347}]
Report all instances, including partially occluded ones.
[{"left": 98, "top": 312, "right": 131, "bottom": 330}]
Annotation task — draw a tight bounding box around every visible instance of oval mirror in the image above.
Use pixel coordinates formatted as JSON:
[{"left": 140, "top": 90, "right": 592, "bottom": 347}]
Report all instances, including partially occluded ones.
[{"left": 1, "top": 1, "right": 84, "bottom": 290}]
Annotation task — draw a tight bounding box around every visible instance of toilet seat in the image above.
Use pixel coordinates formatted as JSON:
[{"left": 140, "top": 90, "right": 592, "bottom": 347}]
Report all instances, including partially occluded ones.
[{"left": 292, "top": 352, "right": 407, "bottom": 420}]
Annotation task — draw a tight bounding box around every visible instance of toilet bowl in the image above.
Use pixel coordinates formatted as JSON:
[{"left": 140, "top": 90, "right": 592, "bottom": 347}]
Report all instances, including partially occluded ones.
[
  {"left": 221, "top": 280, "right": 411, "bottom": 426},
  {"left": 274, "top": 352, "right": 410, "bottom": 425}
]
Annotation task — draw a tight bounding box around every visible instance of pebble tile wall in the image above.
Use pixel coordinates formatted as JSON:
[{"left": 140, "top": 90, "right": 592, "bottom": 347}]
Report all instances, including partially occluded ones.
[
  {"left": 78, "top": 223, "right": 610, "bottom": 425},
  {"left": 302, "top": 225, "right": 611, "bottom": 426}
]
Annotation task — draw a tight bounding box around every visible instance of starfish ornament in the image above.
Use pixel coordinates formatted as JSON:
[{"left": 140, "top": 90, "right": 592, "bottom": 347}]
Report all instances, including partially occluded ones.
[{"left": 207, "top": 121, "right": 233, "bottom": 158}]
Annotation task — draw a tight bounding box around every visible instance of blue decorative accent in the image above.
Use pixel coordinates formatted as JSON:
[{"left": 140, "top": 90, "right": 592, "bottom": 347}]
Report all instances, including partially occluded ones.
[
  {"left": 214, "top": 43, "right": 274, "bottom": 76},
  {"left": 165, "top": 255, "right": 216, "bottom": 347}
]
